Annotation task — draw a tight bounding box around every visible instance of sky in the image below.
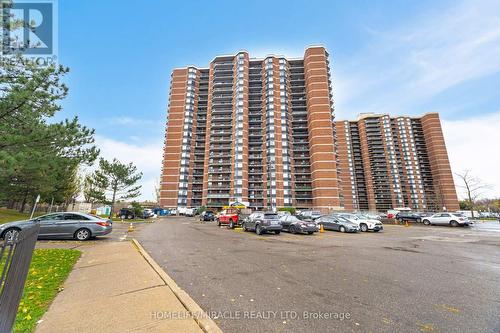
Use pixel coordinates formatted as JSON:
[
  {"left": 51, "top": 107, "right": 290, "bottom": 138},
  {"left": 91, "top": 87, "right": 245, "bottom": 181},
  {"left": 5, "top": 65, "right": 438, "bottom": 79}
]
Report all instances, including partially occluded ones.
[{"left": 55, "top": 0, "right": 500, "bottom": 201}]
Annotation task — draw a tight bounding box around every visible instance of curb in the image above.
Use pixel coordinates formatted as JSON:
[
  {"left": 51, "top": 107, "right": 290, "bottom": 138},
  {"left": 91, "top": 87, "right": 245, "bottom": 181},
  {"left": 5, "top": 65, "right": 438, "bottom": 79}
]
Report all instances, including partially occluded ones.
[{"left": 132, "top": 239, "right": 222, "bottom": 333}]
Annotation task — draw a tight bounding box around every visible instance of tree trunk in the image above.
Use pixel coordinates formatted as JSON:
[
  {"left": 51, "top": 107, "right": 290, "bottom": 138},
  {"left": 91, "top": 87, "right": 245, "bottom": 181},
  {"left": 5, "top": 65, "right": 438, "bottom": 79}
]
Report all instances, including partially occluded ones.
[
  {"left": 468, "top": 194, "right": 474, "bottom": 219},
  {"left": 19, "top": 189, "right": 29, "bottom": 213},
  {"left": 7, "top": 199, "right": 15, "bottom": 209}
]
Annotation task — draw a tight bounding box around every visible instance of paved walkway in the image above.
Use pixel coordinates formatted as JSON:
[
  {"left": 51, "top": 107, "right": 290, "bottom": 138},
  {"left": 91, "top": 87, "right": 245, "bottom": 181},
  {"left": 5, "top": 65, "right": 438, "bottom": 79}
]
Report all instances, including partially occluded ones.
[{"left": 36, "top": 241, "right": 205, "bottom": 333}]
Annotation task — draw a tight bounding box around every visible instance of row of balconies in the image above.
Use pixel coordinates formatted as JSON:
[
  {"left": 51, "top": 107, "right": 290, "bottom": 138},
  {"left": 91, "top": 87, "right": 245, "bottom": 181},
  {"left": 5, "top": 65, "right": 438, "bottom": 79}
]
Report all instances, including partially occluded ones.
[
  {"left": 208, "top": 169, "right": 231, "bottom": 174},
  {"left": 207, "top": 193, "right": 231, "bottom": 199},
  {"left": 209, "top": 146, "right": 231, "bottom": 151},
  {"left": 209, "top": 160, "right": 231, "bottom": 165}
]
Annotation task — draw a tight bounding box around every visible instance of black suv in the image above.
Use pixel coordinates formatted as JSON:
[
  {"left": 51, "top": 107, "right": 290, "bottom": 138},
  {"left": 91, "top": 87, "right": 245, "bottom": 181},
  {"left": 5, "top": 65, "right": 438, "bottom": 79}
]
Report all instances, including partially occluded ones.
[
  {"left": 119, "top": 208, "right": 136, "bottom": 220},
  {"left": 395, "top": 212, "right": 422, "bottom": 223}
]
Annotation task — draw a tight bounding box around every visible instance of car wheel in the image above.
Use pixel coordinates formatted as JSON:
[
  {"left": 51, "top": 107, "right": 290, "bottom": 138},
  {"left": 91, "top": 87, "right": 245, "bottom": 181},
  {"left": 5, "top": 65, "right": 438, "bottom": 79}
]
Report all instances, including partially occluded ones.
[
  {"left": 75, "top": 228, "right": 91, "bottom": 241},
  {"left": 229, "top": 220, "right": 235, "bottom": 229},
  {"left": 360, "top": 224, "right": 368, "bottom": 232},
  {"left": 242, "top": 223, "right": 247, "bottom": 232},
  {"left": 120, "top": 215, "right": 126, "bottom": 219},
  {"left": 340, "top": 226, "right": 346, "bottom": 233},
  {"left": 2, "top": 228, "right": 20, "bottom": 243},
  {"left": 289, "top": 225, "right": 296, "bottom": 234},
  {"left": 127, "top": 215, "right": 133, "bottom": 219},
  {"left": 450, "top": 220, "right": 459, "bottom": 227},
  {"left": 275, "top": 230, "right": 280, "bottom": 235},
  {"left": 374, "top": 230, "right": 380, "bottom": 232},
  {"left": 307, "top": 231, "right": 314, "bottom": 235},
  {"left": 416, "top": 218, "right": 422, "bottom": 223},
  {"left": 423, "top": 219, "right": 431, "bottom": 226},
  {"left": 217, "top": 219, "right": 221, "bottom": 226},
  {"left": 256, "top": 224, "right": 263, "bottom": 235},
  {"left": 398, "top": 218, "right": 403, "bottom": 223}
]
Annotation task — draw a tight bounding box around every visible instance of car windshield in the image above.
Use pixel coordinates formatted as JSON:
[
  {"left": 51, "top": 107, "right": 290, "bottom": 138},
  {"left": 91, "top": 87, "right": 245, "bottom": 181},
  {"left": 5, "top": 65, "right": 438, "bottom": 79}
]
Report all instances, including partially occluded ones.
[{"left": 264, "top": 214, "right": 279, "bottom": 219}]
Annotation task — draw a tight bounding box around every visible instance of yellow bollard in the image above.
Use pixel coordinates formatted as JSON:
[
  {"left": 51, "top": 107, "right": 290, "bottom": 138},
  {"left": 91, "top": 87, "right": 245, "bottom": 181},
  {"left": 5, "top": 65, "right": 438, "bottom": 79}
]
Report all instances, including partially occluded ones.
[
  {"left": 320, "top": 224, "right": 325, "bottom": 233},
  {"left": 405, "top": 221, "right": 409, "bottom": 227},
  {"left": 128, "top": 223, "right": 135, "bottom": 232}
]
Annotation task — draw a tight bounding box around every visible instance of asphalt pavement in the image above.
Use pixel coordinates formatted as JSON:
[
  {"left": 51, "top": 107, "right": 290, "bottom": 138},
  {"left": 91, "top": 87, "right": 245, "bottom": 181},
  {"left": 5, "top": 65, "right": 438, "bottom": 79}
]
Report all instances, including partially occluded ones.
[{"left": 135, "top": 217, "right": 500, "bottom": 333}]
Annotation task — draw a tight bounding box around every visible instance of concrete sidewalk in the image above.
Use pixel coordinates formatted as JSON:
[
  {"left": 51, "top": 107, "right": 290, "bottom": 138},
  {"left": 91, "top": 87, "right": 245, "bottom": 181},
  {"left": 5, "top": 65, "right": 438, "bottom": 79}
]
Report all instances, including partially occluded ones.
[{"left": 36, "top": 241, "right": 214, "bottom": 333}]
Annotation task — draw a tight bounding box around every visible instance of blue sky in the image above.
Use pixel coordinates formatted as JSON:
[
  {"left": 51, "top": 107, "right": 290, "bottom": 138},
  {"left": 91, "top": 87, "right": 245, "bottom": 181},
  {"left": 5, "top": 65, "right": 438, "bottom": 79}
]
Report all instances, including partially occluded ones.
[{"left": 56, "top": 0, "right": 500, "bottom": 200}]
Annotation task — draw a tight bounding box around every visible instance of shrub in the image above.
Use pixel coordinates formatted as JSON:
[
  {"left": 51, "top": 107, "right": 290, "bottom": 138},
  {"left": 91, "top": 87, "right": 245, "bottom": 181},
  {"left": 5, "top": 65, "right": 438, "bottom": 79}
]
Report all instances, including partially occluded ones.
[
  {"left": 196, "top": 206, "right": 207, "bottom": 215},
  {"left": 278, "top": 207, "right": 296, "bottom": 214}
]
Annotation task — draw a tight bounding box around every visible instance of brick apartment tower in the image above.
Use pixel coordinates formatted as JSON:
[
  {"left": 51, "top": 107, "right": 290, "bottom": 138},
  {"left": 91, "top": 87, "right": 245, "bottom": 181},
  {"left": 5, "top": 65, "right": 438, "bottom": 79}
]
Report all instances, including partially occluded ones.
[
  {"left": 335, "top": 113, "right": 459, "bottom": 212},
  {"left": 160, "top": 46, "right": 342, "bottom": 211}
]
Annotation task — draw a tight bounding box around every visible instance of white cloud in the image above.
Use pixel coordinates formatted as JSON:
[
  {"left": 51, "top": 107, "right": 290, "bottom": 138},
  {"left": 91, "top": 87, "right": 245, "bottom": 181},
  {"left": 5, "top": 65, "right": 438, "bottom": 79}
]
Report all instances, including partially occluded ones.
[
  {"left": 91, "top": 135, "right": 163, "bottom": 201},
  {"left": 334, "top": 0, "right": 500, "bottom": 117},
  {"left": 442, "top": 111, "right": 500, "bottom": 199},
  {"left": 108, "top": 116, "right": 158, "bottom": 126}
]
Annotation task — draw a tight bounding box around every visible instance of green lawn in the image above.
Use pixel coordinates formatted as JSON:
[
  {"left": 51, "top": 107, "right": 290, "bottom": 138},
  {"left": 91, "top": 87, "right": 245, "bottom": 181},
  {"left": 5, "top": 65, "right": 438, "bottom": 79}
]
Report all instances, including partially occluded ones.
[
  {"left": 0, "top": 208, "right": 31, "bottom": 224},
  {"left": 13, "top": 249, "right": 81, "bottom": 333}
]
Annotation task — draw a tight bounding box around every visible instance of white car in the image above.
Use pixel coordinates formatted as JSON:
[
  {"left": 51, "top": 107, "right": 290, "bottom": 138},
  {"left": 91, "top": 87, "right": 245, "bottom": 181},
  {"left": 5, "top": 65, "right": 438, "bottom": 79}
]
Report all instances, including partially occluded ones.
[
  {"left": 422, "top": 213, "right": 473, "bottom": 227},
  {"left": 335, "top": 213, "right": 383, "bottom": 232}
]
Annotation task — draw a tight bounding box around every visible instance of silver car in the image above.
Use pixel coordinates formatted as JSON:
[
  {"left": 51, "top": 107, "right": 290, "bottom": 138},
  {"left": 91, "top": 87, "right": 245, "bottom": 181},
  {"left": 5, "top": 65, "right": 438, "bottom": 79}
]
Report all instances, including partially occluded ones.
[
  {"left": 0, "top": 212, "right": 113, "bottom": 242},
  {"left": 422, "top": 212, "right": 473, "bottom": 227}
]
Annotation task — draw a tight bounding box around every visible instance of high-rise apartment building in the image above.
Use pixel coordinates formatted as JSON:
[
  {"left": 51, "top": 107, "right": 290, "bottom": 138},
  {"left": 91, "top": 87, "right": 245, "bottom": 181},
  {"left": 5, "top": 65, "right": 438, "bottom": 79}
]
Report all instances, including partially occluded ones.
[
  {"left": 160, "top": 46, "right": 459, "bottom": 212},
  {"left": 160, "top": 46, "right": 341, "bottom": 211},
  {"left": 335, "top": 113, "right": 459, "bottom": 212}
]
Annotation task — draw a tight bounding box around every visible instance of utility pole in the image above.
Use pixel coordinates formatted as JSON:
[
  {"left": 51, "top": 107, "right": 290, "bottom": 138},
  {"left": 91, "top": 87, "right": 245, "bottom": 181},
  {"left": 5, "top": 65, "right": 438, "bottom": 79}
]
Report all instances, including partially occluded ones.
[
  {"left": 48, "top": 196, "right": 54, "bottom": 213},
  {"left": 30, "top": 194, "right": 41, "bottom": 220}
]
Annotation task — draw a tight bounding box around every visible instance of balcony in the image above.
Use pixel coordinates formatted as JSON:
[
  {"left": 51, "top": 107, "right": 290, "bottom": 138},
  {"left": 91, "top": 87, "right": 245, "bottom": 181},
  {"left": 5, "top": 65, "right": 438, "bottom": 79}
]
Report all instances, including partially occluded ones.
[{"left": 207, "top": 193, "right": 231, "bottom": 199}]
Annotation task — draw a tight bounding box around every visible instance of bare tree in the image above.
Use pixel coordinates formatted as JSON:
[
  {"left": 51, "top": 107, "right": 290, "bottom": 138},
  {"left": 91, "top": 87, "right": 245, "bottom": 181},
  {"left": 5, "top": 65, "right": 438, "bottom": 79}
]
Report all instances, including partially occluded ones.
[{"left": 455, "top": 170, "right": 489, "bottom": 218}]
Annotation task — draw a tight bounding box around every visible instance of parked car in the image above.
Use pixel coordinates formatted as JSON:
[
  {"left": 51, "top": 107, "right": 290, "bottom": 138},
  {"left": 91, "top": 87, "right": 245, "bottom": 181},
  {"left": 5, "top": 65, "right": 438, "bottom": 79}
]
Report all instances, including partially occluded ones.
[
  {"left": 185, "top": 208, "right": 196, "bottom": 217},
  {"left": 316, "top": 215, "right": 359, "bottom": 233},
  {"left": 217, "top": 208, "right": 240, "bottom": 228},
  {"left": 387, "top": 207, "right": 412, "bottom": 219},
  {"left": 143, "top": 208, "right": 155, "bottom": 219},
  {"left": 119, "top": 208, "right": 136, "bottom": 220},
  {"left": 242, "top": 212, "right": 282, "bottom": 235},
  {"left": 200, "top": 210, "right": 215, "bottom": 222},
  {"left": 334, "top": 213, "right": 383, "bottom": 232},
  {"left": 280, "top": 215, "right": 318, "bottom": 234},
  {"left": 422, "top": 212, "right": 473, "bottom": 227},
  {"left": 395, "top": 212, "right": 422, "bottom": 223},
  {"left": 360, "top": 212, "right": 382, "bottom": 220},
  {"left": 0, "top": 212, "right": 112, "bottom": 242},
  {"left": 299, "top": 210, "right": 322, "bottom": 221}
]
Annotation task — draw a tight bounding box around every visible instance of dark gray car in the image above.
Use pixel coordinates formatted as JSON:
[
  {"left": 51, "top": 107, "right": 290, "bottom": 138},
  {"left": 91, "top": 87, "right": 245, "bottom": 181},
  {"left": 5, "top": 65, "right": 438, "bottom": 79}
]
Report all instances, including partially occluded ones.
[
  {"left": 280, "top": 215, "right": 318, "bottom": 234},
  {"left": 316, "top": 215, "right": 359, "bottom": 233},
  {"left": 0, "top": 212, "right": 113, "bottom": 242},
  {"left": 242, "top": 212, "right": 282, "bottom": 235}
]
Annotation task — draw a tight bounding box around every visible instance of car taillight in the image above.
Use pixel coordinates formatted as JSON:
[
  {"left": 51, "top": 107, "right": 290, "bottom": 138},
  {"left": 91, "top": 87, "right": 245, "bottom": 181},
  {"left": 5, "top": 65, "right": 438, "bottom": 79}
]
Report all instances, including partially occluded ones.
[{"left": 96, "top": 221, "right": 110, "bottom": 226}]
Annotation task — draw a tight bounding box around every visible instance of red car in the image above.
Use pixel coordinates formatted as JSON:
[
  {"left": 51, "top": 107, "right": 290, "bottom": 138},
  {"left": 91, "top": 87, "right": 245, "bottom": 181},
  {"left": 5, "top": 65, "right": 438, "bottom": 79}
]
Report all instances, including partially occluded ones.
[{"left": 216, "top": 209, "right": 240, "bottom": 228}]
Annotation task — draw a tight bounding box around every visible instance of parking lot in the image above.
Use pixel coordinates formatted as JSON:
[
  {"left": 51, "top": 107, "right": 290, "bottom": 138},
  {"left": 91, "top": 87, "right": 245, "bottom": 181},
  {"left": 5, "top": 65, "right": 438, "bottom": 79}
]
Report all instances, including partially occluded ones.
[{"left": 135, "top": 217, "right": 500, "bottom": 333}]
